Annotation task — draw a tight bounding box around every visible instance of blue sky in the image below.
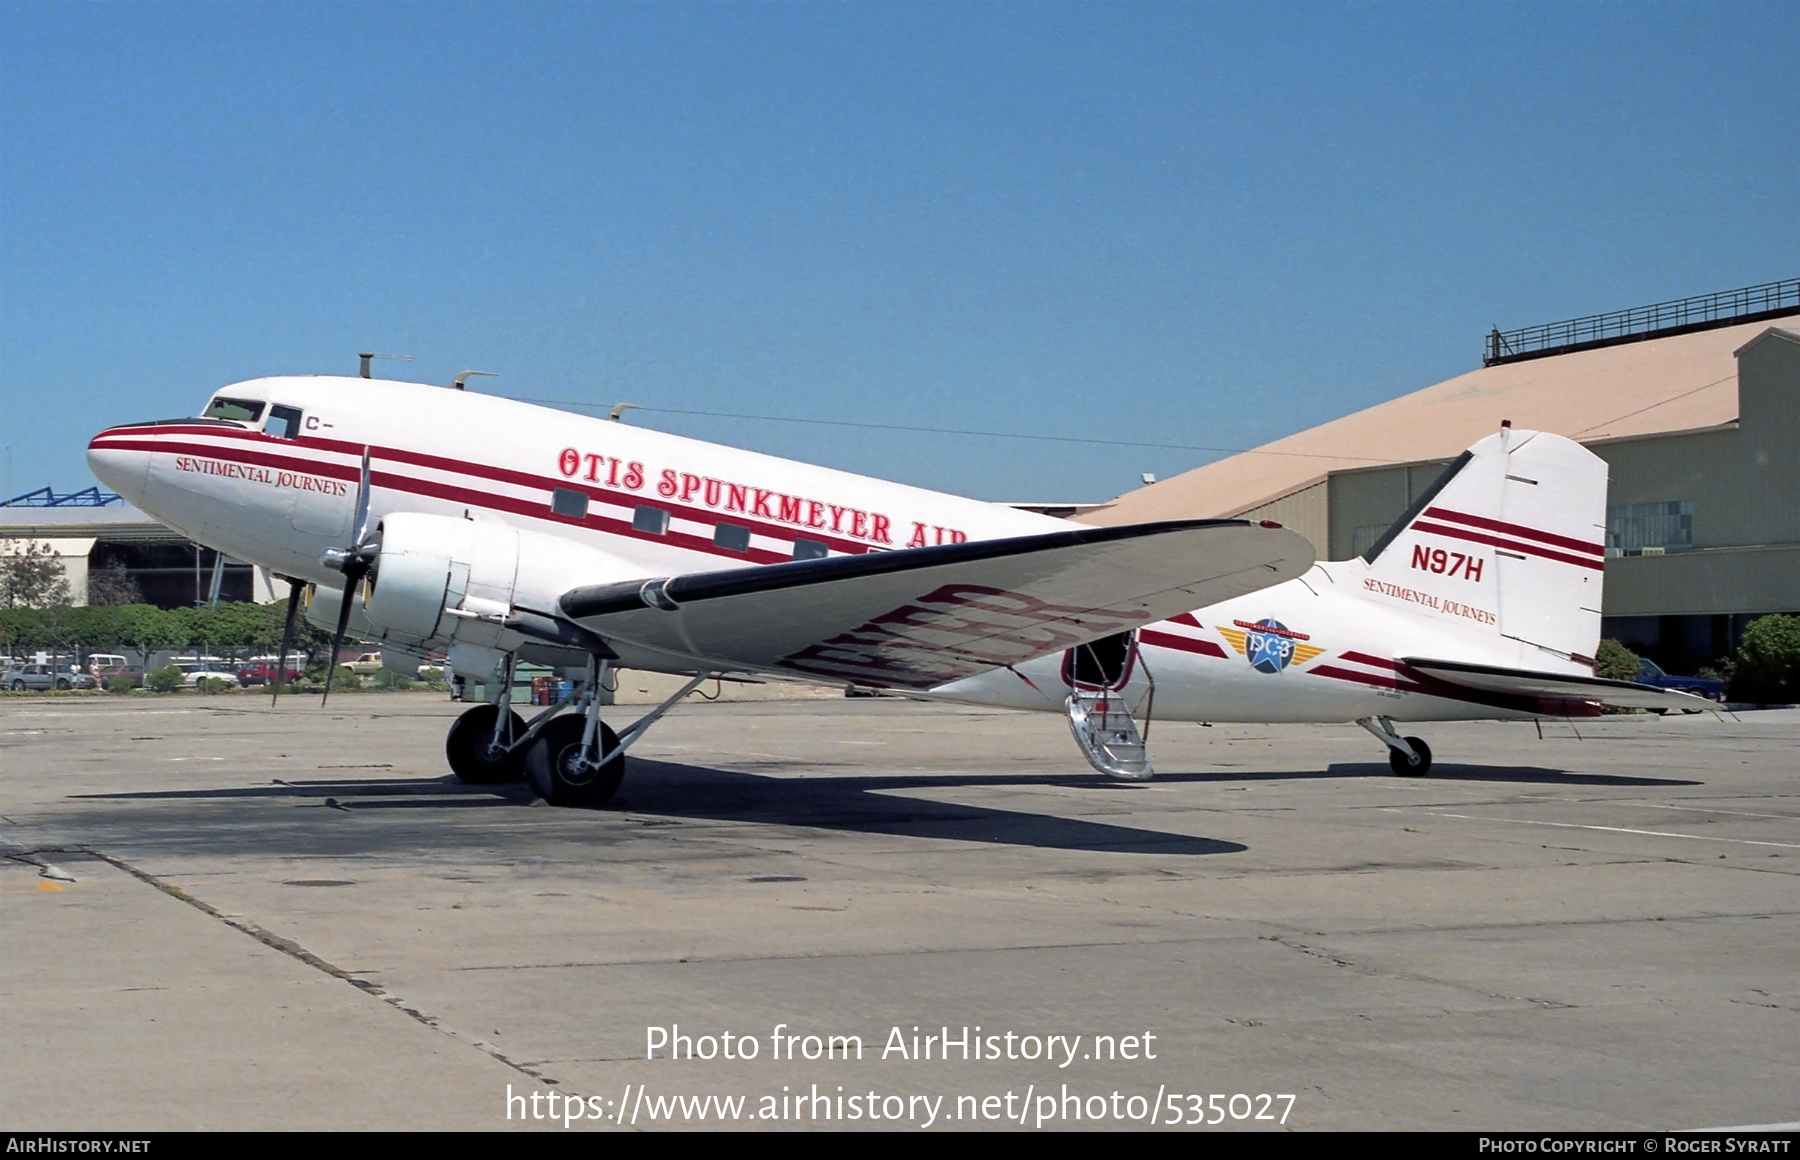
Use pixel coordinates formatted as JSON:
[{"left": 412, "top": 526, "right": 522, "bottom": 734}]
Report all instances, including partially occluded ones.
[{"left": 3, "top": 1, "right": 1795, "bottom": 502}]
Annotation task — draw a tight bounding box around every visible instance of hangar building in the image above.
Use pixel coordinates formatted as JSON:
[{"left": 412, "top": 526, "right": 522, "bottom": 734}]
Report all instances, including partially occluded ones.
[
  {"left": 0, "top": 488, "right": 276, "bottom": 610},
  {"left": 1076, "top": 279, "right": 1800, "bottom": 673}
]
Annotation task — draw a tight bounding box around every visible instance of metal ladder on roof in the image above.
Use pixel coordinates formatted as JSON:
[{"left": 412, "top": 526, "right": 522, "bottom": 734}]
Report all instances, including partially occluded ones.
[{"left": 1065, "top": 688, "right": 1154, "bottom": 781}]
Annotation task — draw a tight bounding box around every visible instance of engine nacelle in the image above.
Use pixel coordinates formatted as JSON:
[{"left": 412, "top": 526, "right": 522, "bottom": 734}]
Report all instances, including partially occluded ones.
[{"left": 360, "top": 513, "right": 640, "bottom": 649}]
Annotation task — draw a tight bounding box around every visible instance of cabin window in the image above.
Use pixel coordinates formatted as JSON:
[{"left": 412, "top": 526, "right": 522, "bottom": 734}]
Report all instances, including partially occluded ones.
[
  {"left": 633, "top": 506, "right": 670, "bottom": 535},
  {"left": 203, "top": 397, "right": 265, "bottom": 423},
  {"left": 551, "top": 488, "right": 589, "bottom": 519},
  {"left": 713, "top": 523, "right": 751, "bottom": 552},
  {"left": 264, "top": 405, "right": 303, "bottom": 440},
  {"left": 793, "top": 539, "right": 829, "bottom": 561}
]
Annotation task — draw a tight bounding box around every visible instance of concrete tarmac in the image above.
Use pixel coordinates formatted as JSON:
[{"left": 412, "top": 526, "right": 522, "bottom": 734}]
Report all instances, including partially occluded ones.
[{"left": 1, "top": 691, "right": 1795, "bottom": 1131}]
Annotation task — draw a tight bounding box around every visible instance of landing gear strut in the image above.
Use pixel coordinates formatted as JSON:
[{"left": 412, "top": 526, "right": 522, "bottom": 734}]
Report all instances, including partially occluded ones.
[
  {"left": 441, "top": 649, "right": 717, "bottom": 808},
  {"left": 444, "top": 652, "right": 571, "bottom": 785},
  {"left": 523, "top": 661, "right": 711, "bottom": 807},
  {"left": 524, "top": 715, "right": 624, "bottom": 806},
  {"left": 1358, "top": 716, "right": 1433, "bottom": 777}
]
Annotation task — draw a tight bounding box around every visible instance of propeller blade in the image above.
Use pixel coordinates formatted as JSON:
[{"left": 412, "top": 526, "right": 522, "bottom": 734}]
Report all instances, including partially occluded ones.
[
  {"left": 321, "top": 576, "right": 359, "bottom": 708},
  {"left": 270, "top": 580, "right": 304, "bottom": 706},
  {"left": 351, "top": 445, "right": 374, "bottom": 549}
]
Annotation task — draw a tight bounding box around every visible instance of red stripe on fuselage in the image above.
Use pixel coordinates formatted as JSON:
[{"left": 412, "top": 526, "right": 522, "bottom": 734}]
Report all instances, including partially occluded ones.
[
  {"left": 1138, "top": 628, "right": 1228, "bottom": 659},
  {"left": 1410, "top": 520, "right": 1604, "bottom": 571},
  {"left": 1312, "top": 657, "right": 1601, "bottom": 717},
  {"left": 91, "top": 424, "right": 888, "bottom": 557},
  {"left": 1310, "top": 663, "right": 1423, "bottom": 694},
  {"left": 89, "top": 431, "right": 884, "bottom": 564},
  {"left": 87, "top": 435, "right": 801, "bottom": 566},
  {"left": 1424, "top": 506, "right": 1603, "bottom": 557},
  {"left": 1337, "top": 650, "right": 1402, "bottom": 670}
]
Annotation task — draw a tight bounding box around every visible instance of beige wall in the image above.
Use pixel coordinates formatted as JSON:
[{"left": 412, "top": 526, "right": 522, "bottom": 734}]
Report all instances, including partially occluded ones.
[
  {"left": 0, "top": 535, "right": 93, "bottom": 605},
  {"left": 1602, "top": 544, "right": 1800, "bottom": 617},
  {"left": 1325, "top": 459, "right": 1453, "bottom": 561},
  {"left": 1312, "top": 328, "right": 1800, "bottom": 616},
  {"left": 1593, "top": 328, "right": 1799, "bottom": 553},
  {"left": 1237, "top": 481, "right": 1330, "bottom": 560},
  {"left": 610, "top": 669, "right": 850, "bottom": 705}
]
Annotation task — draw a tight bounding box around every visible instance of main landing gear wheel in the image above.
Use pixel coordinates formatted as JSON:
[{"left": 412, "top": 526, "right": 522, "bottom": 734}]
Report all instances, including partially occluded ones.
[
  {"left": 524, "top": 715, "right": 625, "bottom": 808},
  {"left": 1389, "top": 736, "right": 1433, "bottom": 777},
  {"left": 445, "top": 704, "right": 527, "bottom": 784}
]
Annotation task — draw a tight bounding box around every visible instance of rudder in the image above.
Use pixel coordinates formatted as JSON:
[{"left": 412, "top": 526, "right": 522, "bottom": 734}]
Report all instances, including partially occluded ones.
[{"left": 1357, "top": 428, "right": 1607, "bottom": 669}]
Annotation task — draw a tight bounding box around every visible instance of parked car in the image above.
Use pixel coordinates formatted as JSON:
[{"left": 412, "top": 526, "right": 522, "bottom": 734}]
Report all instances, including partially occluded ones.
[
  {"left": 339, "top": 651, "right": 384, "bottom": 675},
  {"left": 4, "top": 663, "right": 94, "bottom": 691},
  {"left": 177, "top": 663, "right": 237, "bottom": 688},
  {"left": 1636, "top": 658, "right": 1725, "bottom": 701},
  {"left": 97, "top": 664, "right": 146, "bottom": 688},
  {"left": 237, "top": 662, "right": 302, "bottom": 687},
  {"left": 86, "top": 653, "right": 130, "bottom": 677}
]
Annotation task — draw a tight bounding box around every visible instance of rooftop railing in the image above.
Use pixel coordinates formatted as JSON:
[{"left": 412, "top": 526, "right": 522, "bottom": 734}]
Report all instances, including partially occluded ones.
[{"left": 1485, "top": 277, "right": 1800, "bottom": 366}]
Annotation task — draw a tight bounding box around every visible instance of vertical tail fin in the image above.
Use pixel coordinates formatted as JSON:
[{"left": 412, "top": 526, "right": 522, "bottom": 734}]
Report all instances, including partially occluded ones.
[{"left": 1357, "top": 428, "right": 1607, "bottom": 668}]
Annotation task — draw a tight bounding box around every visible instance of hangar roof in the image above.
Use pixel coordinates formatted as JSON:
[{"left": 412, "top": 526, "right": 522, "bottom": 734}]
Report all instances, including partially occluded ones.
[
  {"left": 1077, "top": 312, "right": 1798, "bottom": 526},
  {"left": 0, "top": 502, "right": 175, "bottom": 543}
]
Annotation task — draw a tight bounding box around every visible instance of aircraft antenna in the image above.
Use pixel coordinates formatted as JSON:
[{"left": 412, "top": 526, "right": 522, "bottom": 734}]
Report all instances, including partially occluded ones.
[
  {"left": 453, "top": 370, "right": 497, "bottom": 391},
  {"left": 358, "top": 352, "right": 413, "bottom": 379}
]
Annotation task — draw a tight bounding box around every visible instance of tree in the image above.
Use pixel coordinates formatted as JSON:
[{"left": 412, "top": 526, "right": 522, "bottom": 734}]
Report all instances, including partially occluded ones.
[
  {"left": 69, "top": 604, "right": 136, "bottom": 657},
  {"left": 119, "top": 605, "right": 187, "bottom": 668},
  {"left": 0, "top": 540, "right": 71, "bottom": 608},
  {"left": 1730, "top": 614, "right": 1800, "bottom": 704},
  {"left": 1595, "top": 639, "right": 1640, "bottom": 682},
  {"left": 0, "top": 607, "right": 49, "bottom": 655},
  {"left": 86, "top": 558, "right": 142, "bottom": 606}
]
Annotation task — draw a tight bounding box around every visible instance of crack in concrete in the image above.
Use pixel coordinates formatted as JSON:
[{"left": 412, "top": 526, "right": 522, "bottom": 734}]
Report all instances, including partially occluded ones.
[
  {"left": 1270, "top": 936, "right": 1578, "bottom": 1010},
  {"left": 86, "top": 847, "right": 565, "bottom": 1088}
]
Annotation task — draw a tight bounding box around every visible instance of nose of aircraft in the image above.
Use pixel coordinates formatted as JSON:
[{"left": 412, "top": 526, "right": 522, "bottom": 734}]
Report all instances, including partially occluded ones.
[{"left": 86, "top": 426, "right": 151, "bottom": 507}]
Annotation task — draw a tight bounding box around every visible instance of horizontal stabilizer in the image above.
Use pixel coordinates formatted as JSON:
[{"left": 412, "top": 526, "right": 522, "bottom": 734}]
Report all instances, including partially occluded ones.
[
  {"left": 1402, "top": 657, "right": 1714, "bottom": 711},
  {"left": 559, "top": 519, "right": 1314, "bottom": 689}
]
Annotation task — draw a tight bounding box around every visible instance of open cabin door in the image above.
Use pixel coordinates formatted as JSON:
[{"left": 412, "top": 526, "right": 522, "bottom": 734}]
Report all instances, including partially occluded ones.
[{"left": 1061, "top": 631, "right": 1155, "bottom": 781}]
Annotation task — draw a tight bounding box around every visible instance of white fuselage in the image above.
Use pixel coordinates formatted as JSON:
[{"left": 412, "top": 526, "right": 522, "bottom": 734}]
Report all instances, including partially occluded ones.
[{"left": 88, "top": 376, "right": 1586, "bottom": 725}]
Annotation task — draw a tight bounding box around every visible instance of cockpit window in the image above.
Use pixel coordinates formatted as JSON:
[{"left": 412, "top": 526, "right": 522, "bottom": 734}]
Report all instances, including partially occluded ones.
[
  {"left": 203, "top": 397, "right": 265, "bottom": 423},
  {"left": 264, "top": 405, "right": 303, "bottom": 440}
]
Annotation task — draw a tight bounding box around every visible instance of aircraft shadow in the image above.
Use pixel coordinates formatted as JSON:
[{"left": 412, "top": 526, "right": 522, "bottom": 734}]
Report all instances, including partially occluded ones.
[
  {"left": 1317, "top": 762, "right": 1702, "bottom": 787},
  {"left": 617, "top": 760, "right": 1244, "bottom": 854},
  {"left": 66, "top": 759, "right": 1695, "bottom": 859},
  {"left": 74, "top": 767, "right": 1244, "bottom": 856}
]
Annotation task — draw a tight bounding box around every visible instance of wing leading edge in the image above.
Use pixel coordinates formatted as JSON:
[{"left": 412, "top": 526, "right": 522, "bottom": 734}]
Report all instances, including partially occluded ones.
[
  {"left": 558, "top": 519, "right": 1314, "bottom": 689},
  {"left": 1402, "top": 657, "right": 1715, "bottom": 711}
]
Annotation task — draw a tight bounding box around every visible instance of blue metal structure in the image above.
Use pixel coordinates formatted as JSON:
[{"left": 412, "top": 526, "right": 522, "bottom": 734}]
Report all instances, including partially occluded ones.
[{"left": 0, "top": 486, "right": 125, "bottom": 508}]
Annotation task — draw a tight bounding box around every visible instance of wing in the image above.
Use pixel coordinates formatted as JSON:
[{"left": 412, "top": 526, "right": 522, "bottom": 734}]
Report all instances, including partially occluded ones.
[
  {"left": 558, "top": 519, "right": 1313, "bottom": 689},
  {"left": 1402, "top": 657, "right": 1715, "bottom": 711}
]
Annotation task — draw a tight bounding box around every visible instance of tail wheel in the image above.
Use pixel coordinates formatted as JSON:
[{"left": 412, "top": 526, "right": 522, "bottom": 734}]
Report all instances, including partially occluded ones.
[
  {"left": 445, "top": 704, "right": 527, "bottom": 784},
  {"left": 524, "top": 715, "right": 625, "bottom": 807},
  {"left": 1388, "top": 736, "right": 1432, "bottom": 777}
]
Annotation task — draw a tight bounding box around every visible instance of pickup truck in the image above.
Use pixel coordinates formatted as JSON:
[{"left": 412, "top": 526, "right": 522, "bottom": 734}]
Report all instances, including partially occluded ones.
[
  {"left": 338, "top": 652, "right": 384, "bottom": 676},
  {"left": 1637, "top": 658, "right": 1725, "bottom": 701}
]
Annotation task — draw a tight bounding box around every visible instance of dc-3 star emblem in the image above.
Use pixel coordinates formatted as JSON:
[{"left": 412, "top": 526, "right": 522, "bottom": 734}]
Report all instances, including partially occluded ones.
[{"left": 1216, "top": 618, "right": 1324, "bottom": 675}]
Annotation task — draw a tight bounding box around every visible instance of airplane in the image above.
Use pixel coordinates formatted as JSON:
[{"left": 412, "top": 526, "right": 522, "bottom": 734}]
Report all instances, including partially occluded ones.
[{"left": 85, "top": 374, "right": 1707, "bottom": 807}]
